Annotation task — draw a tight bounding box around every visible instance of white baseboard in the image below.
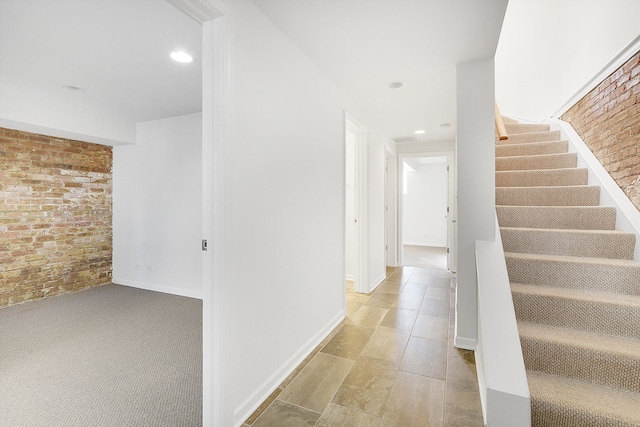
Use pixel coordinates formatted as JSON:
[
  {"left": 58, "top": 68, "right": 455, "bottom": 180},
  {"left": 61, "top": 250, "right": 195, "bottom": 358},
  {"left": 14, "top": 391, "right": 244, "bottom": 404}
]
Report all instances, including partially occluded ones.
[
  {"left": 232, "top": 311, "right": 344, "bottom": 427},
  {"left": 368, "top": 273, "right": 386, "bottom": 293},
  {"left": 403, "top": 242, "right": 446, "bottom": 248},
  {"left": 111, "top": 278, "right": 203, "bottom": 300},
  {"left": 345, "top": 273, "right": 355, "bottom": 281},
  {"left": 454, "top": 334, "right": 477, "bottom": 351}
]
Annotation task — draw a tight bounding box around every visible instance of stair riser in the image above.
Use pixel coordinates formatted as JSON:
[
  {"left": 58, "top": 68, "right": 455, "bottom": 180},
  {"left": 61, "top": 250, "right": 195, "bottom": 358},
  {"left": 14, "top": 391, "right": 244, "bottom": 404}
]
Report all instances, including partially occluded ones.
[
  {"left": 505, "top": 256, "right": 640, "bottom": 295},
  {"left": 496, "top": 169, "right": 588, "bottom": 187},
  {"left": 501, "top": 229, "right": 636, "bottom": 259},
  {"left": 496, "top": 140, "right": 568, "bottom": 157},
  {"left": 496, "top": 186, "right": 600, "bottom": 206},
  {"left": 496, "top": 153, "right": 577, "bottom": 171},
  {"left": 531, "top": 402, "right": 638, "bottom": 427},
  {"left": 521, "top": 336, "right": 640, "bottom": 392},
  {"left": 504, "top": 123, "right": 550, "bottom": 134},
  {"left": 497, "top": 130, "right": 561, "bottom": 144},
  {"left": 496, "top": 206, "right": 617, "bottom": 230},
  {"left": 512, "top": 292, "right": 640, "bottom": 339}
]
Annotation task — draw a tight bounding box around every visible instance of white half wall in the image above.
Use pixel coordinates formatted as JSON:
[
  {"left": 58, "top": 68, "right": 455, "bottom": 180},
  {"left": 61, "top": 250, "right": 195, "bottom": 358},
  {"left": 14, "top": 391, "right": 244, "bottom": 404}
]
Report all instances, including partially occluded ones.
[
  {"left": 403, "top": 160, "right": 448, "bottom": 247},
  {"left": 112, "top": 113, "right": 203, "bottom": 299},
  {"left": 496, "top": 0, "right": 640, "bottom": 121}
]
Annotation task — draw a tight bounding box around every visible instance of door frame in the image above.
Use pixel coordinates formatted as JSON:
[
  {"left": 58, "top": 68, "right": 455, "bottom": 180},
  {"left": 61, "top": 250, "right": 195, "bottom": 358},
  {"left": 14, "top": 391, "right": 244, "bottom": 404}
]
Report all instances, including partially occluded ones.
[
  {"left": 396, "top": 150, "right": 455, "bottom": 271},
  {"left": 168, "top": 1, "right": 230, "bottom": 426},
  {"left": 344, "top": 112, "right": 369, "bottom": 293}
]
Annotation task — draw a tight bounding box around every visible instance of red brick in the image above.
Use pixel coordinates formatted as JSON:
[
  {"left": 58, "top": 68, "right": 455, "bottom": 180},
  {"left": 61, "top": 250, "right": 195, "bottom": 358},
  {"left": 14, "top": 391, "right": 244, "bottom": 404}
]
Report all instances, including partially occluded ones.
[
  {"left": 0, "top": 127, "right": 112, "bottom": 308},
  {"left": 561, "top": 50, "right": 640, "bottom": 211}
]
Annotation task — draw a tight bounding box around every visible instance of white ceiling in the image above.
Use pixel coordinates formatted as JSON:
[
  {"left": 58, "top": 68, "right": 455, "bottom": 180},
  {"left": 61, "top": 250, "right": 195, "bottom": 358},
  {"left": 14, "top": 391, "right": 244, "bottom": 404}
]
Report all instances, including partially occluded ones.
[
  {"left": 0, "top": 0, "right": 507, "bottom": 145},
  {"left": 252, "top": 0, "right": 508, "bottom": 143},
  {"left": 0, "top": 0, "right": 202, "bottom": 140}
]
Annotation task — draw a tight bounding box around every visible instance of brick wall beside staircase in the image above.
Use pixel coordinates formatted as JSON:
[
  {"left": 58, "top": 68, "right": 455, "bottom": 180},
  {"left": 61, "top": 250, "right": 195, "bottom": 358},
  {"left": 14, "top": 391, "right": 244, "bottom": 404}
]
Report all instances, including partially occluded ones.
[
  {"left": 561, "top": 50, "right": 640, "bottom": 211},
  {"left": 0, "top": 128, "right": 113, "bottom": 308}
]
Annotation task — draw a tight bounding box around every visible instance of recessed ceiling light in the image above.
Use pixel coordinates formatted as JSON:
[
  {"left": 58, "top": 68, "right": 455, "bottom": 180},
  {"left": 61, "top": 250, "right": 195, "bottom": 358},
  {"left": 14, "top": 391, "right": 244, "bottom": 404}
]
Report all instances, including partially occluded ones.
[
  {"left": 414, "top": 130, "right": 426, "bottom": 134},
  {"left": 62, "top": 84, "right": 86, "bottom": 93},
  {"left": 387, "top": 81, "right": 405, "bottom": 89},
  {"left": 170, "top": 51, "right": 193, "bottom": 63},
  {"left": 440, "top": 123, "right": 451, "bottom": 128}
]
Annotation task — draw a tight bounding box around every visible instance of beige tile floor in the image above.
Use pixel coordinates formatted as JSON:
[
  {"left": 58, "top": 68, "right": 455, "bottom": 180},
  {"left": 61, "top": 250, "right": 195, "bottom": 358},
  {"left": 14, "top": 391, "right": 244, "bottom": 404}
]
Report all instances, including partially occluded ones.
[{"left": 242, "top": 266, "right": 483, "bottom": 427}]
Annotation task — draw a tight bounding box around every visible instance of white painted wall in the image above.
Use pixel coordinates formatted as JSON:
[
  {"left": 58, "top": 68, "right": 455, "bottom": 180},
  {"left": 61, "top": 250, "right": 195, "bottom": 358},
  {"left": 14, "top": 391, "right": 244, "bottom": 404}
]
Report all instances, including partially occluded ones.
[
  {"left": 455, "top": 59, "right": 496, "bottom": 350},
  {"left": 403, "top": 160, "right": 448, "bottom": 247},
  {"left": 396, "top": 140, "right": 455, "bottom": 155},
  {"left": 218, "top": 2, "right": 390, "bottom": 424},
  {"left": 496, "top": 0, "right": 640, "bottom": 121},
  {"left": 112, "top": 113, "right": 202, "bottom": 299}
]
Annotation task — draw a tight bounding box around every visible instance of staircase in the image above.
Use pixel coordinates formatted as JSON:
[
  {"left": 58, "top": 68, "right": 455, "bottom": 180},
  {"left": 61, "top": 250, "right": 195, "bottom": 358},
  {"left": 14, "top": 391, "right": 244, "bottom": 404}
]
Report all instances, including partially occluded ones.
[{"left": 495, "top": 118, "right": 640, "bottom": 426}]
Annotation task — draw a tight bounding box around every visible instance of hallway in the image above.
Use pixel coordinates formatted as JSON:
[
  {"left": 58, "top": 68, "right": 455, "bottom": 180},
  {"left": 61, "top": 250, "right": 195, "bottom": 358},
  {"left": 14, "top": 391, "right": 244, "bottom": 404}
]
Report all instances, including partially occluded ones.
[{"left": 243, "top": 266, "right": 482, "bottom": 426}]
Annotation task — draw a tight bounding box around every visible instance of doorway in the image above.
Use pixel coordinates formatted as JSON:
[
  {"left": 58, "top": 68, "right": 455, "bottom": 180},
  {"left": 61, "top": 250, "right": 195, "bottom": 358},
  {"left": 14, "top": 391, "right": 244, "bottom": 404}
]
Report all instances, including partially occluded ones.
[{"left": 398, "top": 152, "right": 454, "bottom": 271}]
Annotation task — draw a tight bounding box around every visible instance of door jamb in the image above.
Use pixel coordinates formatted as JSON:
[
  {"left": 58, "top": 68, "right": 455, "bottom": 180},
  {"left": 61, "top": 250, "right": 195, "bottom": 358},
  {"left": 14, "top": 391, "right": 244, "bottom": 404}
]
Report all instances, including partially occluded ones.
[{"left": 345, "top": 112, "right": 369, "bottom": 293}]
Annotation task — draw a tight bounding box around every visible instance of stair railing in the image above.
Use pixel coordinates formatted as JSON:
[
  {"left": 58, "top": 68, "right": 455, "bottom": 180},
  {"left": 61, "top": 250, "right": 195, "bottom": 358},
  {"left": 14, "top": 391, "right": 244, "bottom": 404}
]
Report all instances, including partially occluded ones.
[{"left": 495, "top": 101, "right": 508, "bottom": 141}]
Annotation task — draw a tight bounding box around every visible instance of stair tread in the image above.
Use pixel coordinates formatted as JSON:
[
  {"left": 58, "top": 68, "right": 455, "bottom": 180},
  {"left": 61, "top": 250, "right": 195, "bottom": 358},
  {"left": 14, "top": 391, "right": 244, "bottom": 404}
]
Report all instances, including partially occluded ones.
[
  {"left": 497, "top": 130, "right": 562, "bottom": 144},
  {"left": 505, "top": 251, "right": 639, "bottom": 267},
  {"left": 511, "top": 283, "right": 640, "bottom": 308},
  {"left": 496, "top": 167, "right": 586, "bottom": 173},
  {"left": 502, "top": 227, "right": 630, "bottom": 235},
  {"left": 498, "top": 130, "right": 559, "bottom": 138},
  {"left": 495, "top": 139, "right": 568, "bottom": 151},
  {"left": 496, "top": 184, "right": 596, "bottom": 189},
  {"left": 496, "top": 152, "right": 575, "bottom": 161},
  {"left": 495, "top": 140, "right": 570, "bottom": 157},
  {"left": 528, "top": 370, "right": 640, "bottom": 424},
  {"left": 518, "top": 321, "right": 640, "bottom": 356},
  {"left": 504, "top": 123, "right": 550, "bottom": 134}
]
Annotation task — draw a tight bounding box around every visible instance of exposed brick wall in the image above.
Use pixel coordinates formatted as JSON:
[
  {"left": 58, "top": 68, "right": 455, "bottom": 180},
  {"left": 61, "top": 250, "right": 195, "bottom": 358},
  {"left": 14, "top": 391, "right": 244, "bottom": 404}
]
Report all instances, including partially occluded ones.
[
  {"left": 561, "top": 50, "right": 640, "bottom": 210},
  {"left": 0, "top": 128, "right": 112, "bottom": 307}
]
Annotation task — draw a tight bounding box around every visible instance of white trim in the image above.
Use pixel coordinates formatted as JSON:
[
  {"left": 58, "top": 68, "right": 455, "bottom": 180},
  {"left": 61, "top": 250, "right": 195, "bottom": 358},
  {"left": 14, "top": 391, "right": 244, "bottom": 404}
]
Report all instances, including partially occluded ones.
[
  {"left": 232, "top": 311, "right": 344, "bottom": 427},
  {"left": 452, "top": 334, "right": 476, "bottom": 351},
  {"left": 345, "top": 112, "right": 369, "bottom": 294},
  {"left": 368, "top": 273, "right": 386, "bottom": 293},
  {"left": 403, "top": 242, "right": 447, "bottom": 248},
  {"left": 345, "top": 273, "right": 355, "bottom": 281},
  {"left": 170, "top": 1, "right": 232, "bottom": 426},
  {"left": 546, "top": 118, "right": 640, "bottom": 261},
  {"left": 166, "top": 0, "right": 221, "bottom": 23},
  {"left": 552, "top": 34, "right": 640, "bottom": 118},
  {"left": 111, "top": 278, "right": 203, "bottom": 300}
]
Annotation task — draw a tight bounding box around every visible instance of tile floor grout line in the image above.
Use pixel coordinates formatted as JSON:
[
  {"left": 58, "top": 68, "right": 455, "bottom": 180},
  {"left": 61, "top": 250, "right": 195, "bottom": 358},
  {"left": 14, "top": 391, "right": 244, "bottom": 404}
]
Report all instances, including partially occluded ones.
[{"left": 248, "top": 266, "right": 482, "bottom": 426}]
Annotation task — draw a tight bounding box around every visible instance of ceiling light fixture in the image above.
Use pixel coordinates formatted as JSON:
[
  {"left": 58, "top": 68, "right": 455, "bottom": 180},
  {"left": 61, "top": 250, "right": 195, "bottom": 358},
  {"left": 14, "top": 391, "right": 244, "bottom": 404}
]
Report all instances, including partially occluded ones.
[
  {"left": 414, "top": 130, "right": 426, "bottom": 134},
  {"left": 170, "top": 51, "right": 193, "bottom": 63},
  {"left": 387, "top": 81, "right": 405, "bottom": 89}
]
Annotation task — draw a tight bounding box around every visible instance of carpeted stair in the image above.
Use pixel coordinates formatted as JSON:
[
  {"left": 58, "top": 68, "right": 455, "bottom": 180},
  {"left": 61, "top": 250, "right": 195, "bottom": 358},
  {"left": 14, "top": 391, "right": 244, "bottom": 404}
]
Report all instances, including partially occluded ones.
[{"left": 495, "top": 119, "right": 640, "bottom": 426}]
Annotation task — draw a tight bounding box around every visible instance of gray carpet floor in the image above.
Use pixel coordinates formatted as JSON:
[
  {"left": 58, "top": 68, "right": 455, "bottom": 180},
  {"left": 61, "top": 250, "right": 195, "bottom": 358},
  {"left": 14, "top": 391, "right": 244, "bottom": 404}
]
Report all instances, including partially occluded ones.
[{"left": 0, "top": 284, "right": 202, "bottom": 427}]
